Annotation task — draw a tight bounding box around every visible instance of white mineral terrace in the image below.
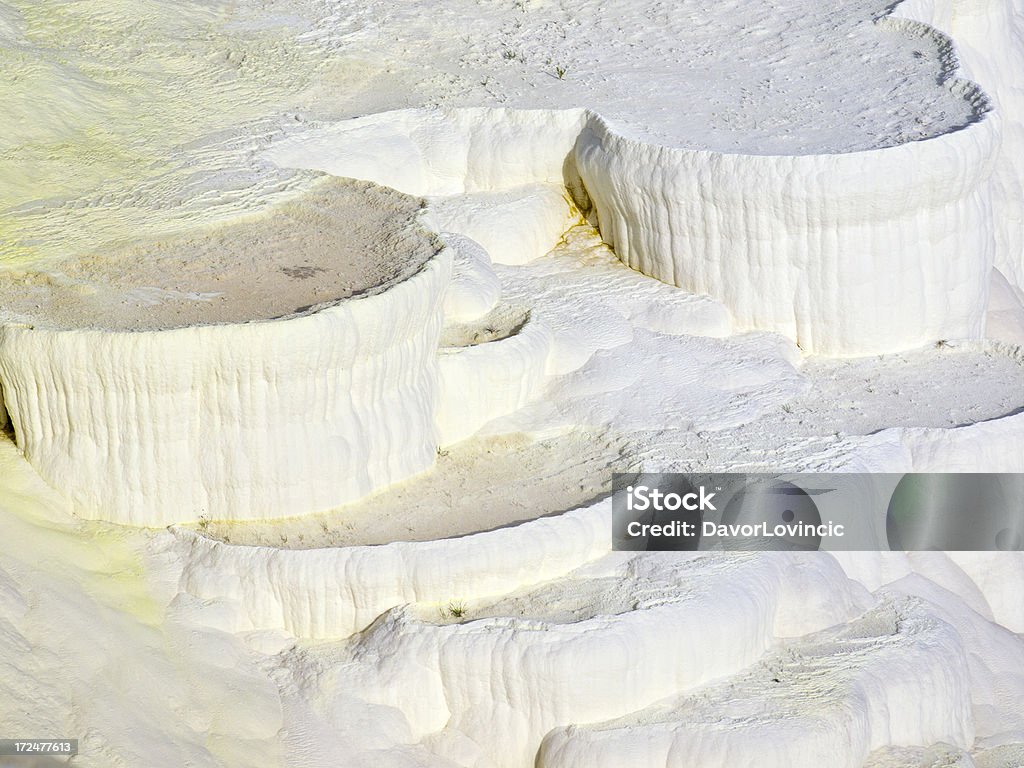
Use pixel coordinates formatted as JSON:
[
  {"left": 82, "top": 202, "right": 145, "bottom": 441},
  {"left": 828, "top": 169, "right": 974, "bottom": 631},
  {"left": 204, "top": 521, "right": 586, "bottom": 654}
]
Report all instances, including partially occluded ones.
[
  {"left": 1, "top": 0, "right": 1024, "bottom": 766},
  {"left": 0, "top": 15, "right": 1016, "bottom": 523},
  {"left": 0, "top": 177, "right": 452, "bottom": 524}
]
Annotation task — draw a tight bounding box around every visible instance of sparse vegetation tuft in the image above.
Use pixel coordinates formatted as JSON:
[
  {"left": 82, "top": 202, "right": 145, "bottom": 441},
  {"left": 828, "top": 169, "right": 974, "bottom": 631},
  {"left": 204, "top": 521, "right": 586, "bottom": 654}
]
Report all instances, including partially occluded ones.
[{"left": 440, "top": 600, "right": 467, "bottom": 619}]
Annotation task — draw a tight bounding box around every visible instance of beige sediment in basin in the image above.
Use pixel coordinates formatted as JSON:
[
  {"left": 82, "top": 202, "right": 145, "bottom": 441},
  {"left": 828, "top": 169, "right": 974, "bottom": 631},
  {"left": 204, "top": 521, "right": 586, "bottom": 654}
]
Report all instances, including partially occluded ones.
[{"left": 0, "top": 176, "right": 438, "bottom": 332}]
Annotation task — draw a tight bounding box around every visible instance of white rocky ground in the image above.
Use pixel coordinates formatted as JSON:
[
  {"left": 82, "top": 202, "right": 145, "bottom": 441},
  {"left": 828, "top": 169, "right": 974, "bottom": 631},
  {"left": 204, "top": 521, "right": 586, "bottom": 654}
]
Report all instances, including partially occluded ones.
[{"left": 2, "top": 0, "right": 1024, "bottom": 767}]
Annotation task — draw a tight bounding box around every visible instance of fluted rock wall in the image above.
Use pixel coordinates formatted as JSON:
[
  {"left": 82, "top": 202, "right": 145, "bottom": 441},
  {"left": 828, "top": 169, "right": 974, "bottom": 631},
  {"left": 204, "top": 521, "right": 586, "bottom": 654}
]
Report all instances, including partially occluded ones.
[
  {"left": 574, "top": 106, "right": 998, "bottom": 355},
  {"left": 268, "top": 94, "right": 1001, "bottom": 357},
  {"left": 0, "top": 248, "right": 452, "bottom": 525},
  {"left": 897, "top": 0, "right": 1024, "bottom": 295},
  {"left": 174, "top": 499, "right": 610, "bottom": 638}
]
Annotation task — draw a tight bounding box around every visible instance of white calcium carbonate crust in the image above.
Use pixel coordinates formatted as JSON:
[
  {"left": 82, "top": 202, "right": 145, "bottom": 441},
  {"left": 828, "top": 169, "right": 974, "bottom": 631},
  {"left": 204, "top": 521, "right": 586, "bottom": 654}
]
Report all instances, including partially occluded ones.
[
  {"left": 897, "top": 0, "right": 1024, "bottom": 294},
  {"left": 429, "top": 184, "right": 581, "bottom": 266},
  {"left": 943, "top": 552, "right": 1024, "bottom": 634},
  {"left": 437, "top": 312, "right": 553, "bottom": 447},
  {"left": 441, "top": 234, "right": 502, "bottom": 323},
  {"left": 267, "top": 99, "right": 999, "bottom": 356},
  {"left": 262, "top": 108, "right": 589, "bottom": 201},
  {"left": 173, "top": 499, "right": 611, "bottom": 639},
  {"left": 0, "top": 0, "right": 1010, "bottom": 525},
  {"left": 0, "top": 245, "right": 453, "bottom": 525},
  {"left": 836, "top": 410, "right": 1024, "bottom": 474},
  {"left": 536, "top": 597, "right": 973, "bottom": 768},
  {"left": 575, "top": 103, "right": 998, "bottom": 355},
  {"left": 327, "top": 552, "right": 870, "bottom": 768}
]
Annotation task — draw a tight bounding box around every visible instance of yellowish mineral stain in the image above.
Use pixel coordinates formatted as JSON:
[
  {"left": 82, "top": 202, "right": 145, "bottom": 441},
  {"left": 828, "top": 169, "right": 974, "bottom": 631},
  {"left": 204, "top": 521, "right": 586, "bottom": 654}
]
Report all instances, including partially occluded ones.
[
  {"left": 0, "top": 439, "right": 161, "bottom": 626},
  {"left": 0, "top": 0, "right": 329, "bottom": 267}
]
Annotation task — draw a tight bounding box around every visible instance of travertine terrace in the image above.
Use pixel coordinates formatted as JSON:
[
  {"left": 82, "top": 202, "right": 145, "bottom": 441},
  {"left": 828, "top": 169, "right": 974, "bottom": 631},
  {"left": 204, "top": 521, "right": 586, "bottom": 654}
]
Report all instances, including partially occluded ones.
[{"left": 1, "top": 0, "right": 1024, "bottom": 766}]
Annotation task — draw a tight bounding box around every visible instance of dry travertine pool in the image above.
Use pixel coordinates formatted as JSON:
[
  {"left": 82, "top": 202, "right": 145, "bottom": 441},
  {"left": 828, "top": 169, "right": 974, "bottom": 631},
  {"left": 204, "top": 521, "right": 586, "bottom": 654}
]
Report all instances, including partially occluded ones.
[
  {"left": 0, "top": 174, "right": 453, "bottom": 525},
  {"left": 0, "top": 176, "right": 438, "bottom": 331}
]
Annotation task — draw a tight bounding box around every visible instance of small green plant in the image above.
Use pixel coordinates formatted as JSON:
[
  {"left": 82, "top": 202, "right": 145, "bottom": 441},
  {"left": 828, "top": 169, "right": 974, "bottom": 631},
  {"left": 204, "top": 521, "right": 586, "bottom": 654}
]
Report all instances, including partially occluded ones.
[
  {"left": 440, "top": 600, "right": 467, "bottom": 620},
  {"left": 197, "top": 515, "right": 210, "bottom": 532},
  {"left": 501, "top": 46, "right": 526, "bottom": 64},
  {"left": 555, "top": 65, "right": 567, "bottom": 79}
]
